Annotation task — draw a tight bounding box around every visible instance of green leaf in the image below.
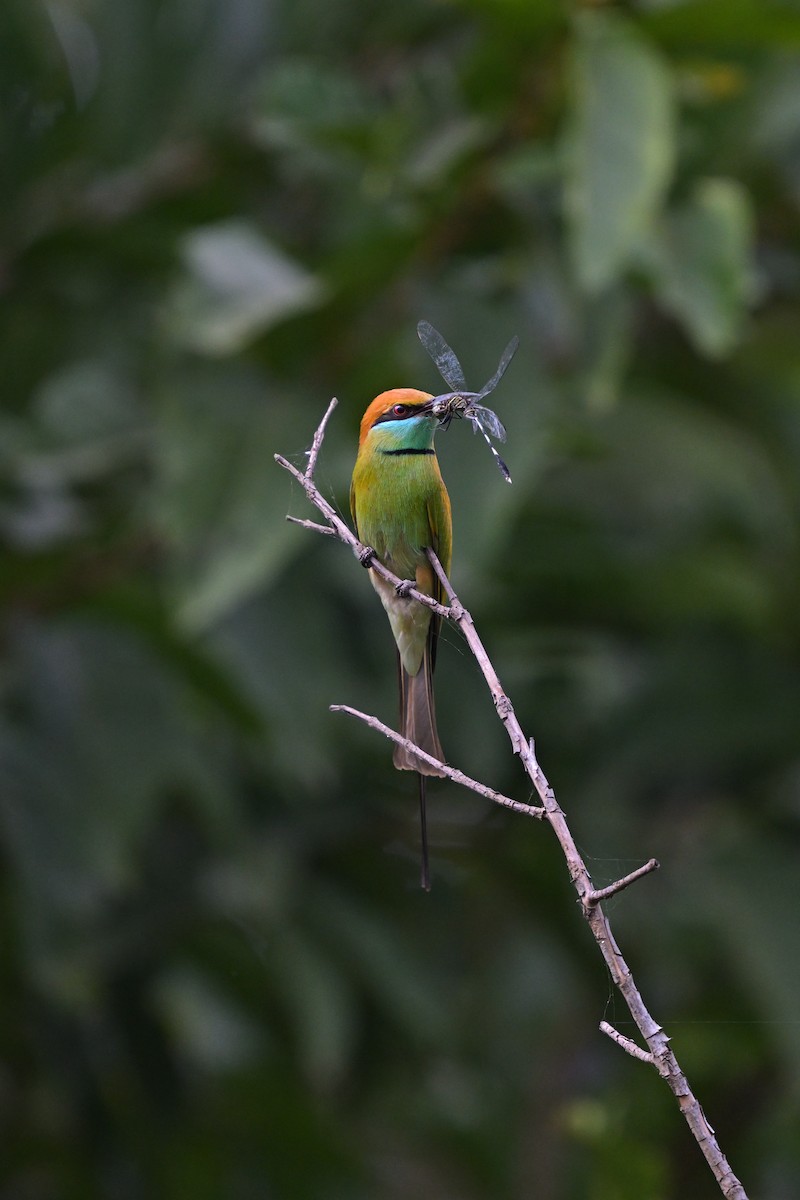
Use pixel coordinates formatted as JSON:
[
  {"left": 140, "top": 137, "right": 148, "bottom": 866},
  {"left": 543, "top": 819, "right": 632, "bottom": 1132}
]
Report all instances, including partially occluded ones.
[
  {"left": 312, "top": 885, "right": 446, "bottom": 1043},
  {"left": 34, "top": 361, "right": 138, "bottom": 446},
  {"left": 690, "top": 827, "right": 800, "bottom": 1079},
  {"left": 407, "top": 117, "right": 492, "bottom": 188},
  {"left": 564, "top": 10, "right": 675, "bottom": 293},
  {"left": 642, "top": 0, "right": 800, "bottom": 49},
  {"left": 167, "top": 220, "right": 326, "bottom": 355},
  {"left": 638, "top": 178, "right": 756, "bottom": 357},
  {"left": 153, "top": 365, "right": 301, "bottom": 631},
  {"left": 0, "top": 620, "right": 228, "bottom": 923},
  {"left": 267, "top": 930, "right": 355, "bottom": 1088},
  {"left": 155, "top": 968, "right": 263, "bottom": 1071}
]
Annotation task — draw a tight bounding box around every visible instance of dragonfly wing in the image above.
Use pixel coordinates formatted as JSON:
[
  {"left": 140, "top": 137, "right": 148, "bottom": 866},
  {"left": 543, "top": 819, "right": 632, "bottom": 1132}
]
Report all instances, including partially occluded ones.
[
  {"left": 417, "top": 321, "right": 468, "bottom": 392},
  {"left": 475, "top": 335, "right": 519, "bottom": 401},
  {"left": 468, "top": 404, "right": 507, "bottom": 443}
]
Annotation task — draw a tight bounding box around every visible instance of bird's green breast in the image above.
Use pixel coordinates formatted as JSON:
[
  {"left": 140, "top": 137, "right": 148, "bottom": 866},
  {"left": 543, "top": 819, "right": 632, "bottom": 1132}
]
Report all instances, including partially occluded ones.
[{"left": 351, "top": 447, "right": 444, "bottom": 578}]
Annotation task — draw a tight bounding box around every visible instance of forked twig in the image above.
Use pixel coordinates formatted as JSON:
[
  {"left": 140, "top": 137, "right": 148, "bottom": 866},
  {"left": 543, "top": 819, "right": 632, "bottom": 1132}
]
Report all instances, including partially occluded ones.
[
  {"left": 274, "top": 403, "right": 750, "bottom": 1200},
  {"left": 274, "top": 451, "right": 452, "bottom": 620},
  {"left": 330, "top": 704, "right": 545, "bottom": 819}
]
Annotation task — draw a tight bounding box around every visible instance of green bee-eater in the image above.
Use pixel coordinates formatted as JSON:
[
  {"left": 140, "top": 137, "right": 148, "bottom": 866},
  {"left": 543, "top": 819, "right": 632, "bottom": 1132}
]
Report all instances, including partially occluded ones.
[{"left": 350, "top": 388, "right": 452, "bottom": 890}]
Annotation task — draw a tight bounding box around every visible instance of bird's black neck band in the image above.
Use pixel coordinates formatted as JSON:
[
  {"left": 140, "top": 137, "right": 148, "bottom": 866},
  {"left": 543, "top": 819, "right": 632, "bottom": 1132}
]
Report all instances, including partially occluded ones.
[{"left": 380, "top": 448, "right": 435, "bottom": 456}]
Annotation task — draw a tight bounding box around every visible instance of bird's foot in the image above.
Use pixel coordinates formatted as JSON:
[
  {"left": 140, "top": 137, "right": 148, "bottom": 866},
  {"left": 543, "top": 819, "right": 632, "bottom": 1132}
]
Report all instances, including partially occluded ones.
[
  {"left": 358, "top": 546, "right": 375, "bottom": 568},
  {"left": 395, "top": 579, "right": 415, "bottom": 597}
]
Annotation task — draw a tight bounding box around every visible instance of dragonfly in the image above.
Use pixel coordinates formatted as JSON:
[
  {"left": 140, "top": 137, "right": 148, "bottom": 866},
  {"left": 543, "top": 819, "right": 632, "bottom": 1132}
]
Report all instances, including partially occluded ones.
[{"left": 417, "top": 320, "right": 518, "bottom": 483}]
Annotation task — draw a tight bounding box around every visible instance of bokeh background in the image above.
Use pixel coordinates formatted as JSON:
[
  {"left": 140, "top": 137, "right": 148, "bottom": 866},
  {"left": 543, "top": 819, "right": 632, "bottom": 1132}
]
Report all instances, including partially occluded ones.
[{"left": 3, "top": 1, "right": 800, "bottom": 1196}]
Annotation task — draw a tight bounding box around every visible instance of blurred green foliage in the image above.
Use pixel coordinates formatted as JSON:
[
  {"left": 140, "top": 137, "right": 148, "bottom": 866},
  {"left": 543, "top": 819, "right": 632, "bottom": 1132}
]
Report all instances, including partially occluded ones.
[{"left": 2, "top": 1, "right": 800, "bottom": 1196}]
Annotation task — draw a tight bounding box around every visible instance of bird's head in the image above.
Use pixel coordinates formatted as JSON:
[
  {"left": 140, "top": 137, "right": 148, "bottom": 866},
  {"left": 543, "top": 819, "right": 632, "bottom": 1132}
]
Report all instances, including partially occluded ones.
[{"left": 358, "top": 388, "right": 440, "bottom": 450}]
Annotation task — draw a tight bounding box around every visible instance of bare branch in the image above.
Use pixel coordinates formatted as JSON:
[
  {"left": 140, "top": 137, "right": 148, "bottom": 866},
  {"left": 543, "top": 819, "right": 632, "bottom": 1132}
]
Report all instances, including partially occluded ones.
[
  {"left": 331, "top": 704, "right": 546, "bottom": 819},
  {"left": 276, "top": 403, "right": 751, "bottom": 1200},
  {"left": 600, "top": 1021, "right": 655, "bottom": 1065},
  {"left": 585, "top": 859, "right": 660, "bottom": 906}
]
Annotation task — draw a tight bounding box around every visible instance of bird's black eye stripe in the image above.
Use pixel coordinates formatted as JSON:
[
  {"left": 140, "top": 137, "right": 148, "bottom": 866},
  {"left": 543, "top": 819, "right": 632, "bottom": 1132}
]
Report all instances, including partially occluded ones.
[{"left": 374, "top": 403, "right": 426, "bottom": 425}]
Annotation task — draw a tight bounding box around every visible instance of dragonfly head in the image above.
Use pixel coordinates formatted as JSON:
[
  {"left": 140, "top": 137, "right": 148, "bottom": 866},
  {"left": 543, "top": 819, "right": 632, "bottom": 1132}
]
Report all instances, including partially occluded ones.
[{"left": 429, "top": 391, "right": 480, "bottom": 426}]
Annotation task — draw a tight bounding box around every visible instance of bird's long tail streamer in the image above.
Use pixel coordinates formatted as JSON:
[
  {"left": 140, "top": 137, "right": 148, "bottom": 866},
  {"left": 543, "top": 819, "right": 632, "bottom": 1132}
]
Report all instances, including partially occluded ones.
[{"left": 418, "top": 773, "right": 430, "bottom": 892}]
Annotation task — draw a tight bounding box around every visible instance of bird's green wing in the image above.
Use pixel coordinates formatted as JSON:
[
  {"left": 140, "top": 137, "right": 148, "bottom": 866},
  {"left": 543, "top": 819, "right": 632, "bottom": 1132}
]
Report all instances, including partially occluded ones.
[
  {"left": 426, "top": 484, "right": 452, "bottom": 604},
  {"left": 349, "top": 478, "right": 359, "bottom": 538}
]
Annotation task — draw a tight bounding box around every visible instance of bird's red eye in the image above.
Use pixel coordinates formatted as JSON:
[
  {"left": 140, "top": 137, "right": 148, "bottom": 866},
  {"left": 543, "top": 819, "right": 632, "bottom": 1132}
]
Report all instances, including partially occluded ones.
[{"left": 392, "top": 404, "right": 408, "bottom": 416}]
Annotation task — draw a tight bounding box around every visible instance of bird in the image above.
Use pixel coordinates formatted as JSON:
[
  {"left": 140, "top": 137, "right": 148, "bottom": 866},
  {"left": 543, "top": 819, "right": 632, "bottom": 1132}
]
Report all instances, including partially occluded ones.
[{"left": 350, "top": 387, "right": 452, "bottom": 891}]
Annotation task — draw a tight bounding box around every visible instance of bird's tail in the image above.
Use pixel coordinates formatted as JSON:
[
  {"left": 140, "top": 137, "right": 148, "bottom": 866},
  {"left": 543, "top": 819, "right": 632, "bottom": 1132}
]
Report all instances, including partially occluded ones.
[
  {"left": 395, "top": 641, "right": 444, "bottom": 892},
  {"left": 394, "top": 640, "right": 446, "bottom": 777}
]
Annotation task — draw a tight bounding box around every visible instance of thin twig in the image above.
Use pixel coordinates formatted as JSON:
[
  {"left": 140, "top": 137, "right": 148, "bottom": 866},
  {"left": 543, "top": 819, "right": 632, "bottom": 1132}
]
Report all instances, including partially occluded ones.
[
  {"left": 330, "top": 704, "right": 546, "bottom": 819},
  {"left": 275, "top": 401, "right": 750, "bottom": 1200},
  {"left": 600, "top": 1021, "right": 655, "bottom": 1065},
  {"left": 286, "top": 515, "right": 337, "bottom": 536},
  {"left": 585, "top": 859, "right": 660, "bottom": 906},
  {"left": 305, "top": 396, "right": 338, "bottom": 481}
]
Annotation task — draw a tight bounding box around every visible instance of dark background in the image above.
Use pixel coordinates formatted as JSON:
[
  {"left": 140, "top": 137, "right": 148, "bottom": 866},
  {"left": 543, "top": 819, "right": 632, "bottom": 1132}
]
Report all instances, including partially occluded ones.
[{"left": 2, "top": 1, "right": 799, "bottom": 1196}]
